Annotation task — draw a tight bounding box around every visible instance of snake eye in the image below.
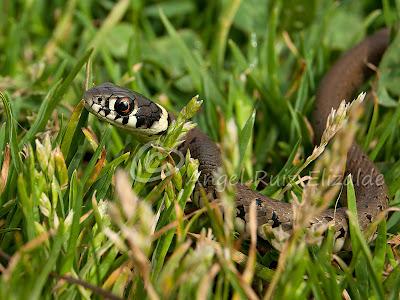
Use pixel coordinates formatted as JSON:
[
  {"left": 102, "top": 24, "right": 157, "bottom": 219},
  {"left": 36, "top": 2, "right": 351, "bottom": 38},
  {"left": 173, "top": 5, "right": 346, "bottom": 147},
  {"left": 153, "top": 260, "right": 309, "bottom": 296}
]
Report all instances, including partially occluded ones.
[{"left": 114, "top": 97, "right": 134, "bottom": 116}]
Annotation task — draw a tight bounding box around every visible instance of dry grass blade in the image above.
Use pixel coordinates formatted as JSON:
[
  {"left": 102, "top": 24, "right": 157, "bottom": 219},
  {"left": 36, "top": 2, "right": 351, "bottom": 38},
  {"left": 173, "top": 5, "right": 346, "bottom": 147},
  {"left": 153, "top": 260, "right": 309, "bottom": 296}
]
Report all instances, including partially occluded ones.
[
  {"left": 0, "top": 144, "right": 10, "bottom": 194},
  {"left": 108, "top": 170, "right": 159, "bottom": 300},
  {"left": 294, "top": 93, "right": 365, "bottom": 230},
  {"left": 242, "top": 201, "right": 257, "bottom": 284},
  {"left": 115, "top": 170, "right": 138, "bottom": 220},
  {"left": 152, "top": 202, "right": 220, "bottom": 240},
  {"left": 51, "top": 273, "right": 123, "bottom": 300},
  {"left": 197, "top": 263, "right": 221, "bottom": 300}
]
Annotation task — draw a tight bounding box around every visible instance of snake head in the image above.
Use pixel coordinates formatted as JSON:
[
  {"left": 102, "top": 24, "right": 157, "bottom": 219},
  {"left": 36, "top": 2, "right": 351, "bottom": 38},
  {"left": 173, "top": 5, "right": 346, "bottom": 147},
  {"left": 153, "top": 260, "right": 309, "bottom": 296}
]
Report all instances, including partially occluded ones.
[{"left": 84, "top": 82, "right": 170, "bottom": 137}]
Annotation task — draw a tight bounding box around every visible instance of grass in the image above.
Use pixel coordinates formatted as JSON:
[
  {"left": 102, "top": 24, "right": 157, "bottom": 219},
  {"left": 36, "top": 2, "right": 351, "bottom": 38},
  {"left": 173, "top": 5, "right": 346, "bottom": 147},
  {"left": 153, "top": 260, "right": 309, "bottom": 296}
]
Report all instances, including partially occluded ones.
[{"left": 0, "top": 0, "right": 400, "bottom": 299}]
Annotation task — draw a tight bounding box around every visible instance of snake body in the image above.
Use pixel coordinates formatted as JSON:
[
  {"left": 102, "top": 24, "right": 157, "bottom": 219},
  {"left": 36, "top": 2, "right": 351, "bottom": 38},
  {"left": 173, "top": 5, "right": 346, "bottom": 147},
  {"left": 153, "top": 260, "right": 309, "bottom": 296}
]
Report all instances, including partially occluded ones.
[{"left": 84, "top": 29, "right": 390, "bottom": 250}]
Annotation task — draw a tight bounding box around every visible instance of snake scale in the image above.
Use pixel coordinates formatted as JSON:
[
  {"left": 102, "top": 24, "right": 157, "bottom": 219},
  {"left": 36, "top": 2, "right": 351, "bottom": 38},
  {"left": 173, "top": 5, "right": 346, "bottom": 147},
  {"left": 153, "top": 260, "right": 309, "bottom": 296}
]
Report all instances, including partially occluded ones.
[{"left": 84, "top": 29, "right": 390, "bottom": 250}]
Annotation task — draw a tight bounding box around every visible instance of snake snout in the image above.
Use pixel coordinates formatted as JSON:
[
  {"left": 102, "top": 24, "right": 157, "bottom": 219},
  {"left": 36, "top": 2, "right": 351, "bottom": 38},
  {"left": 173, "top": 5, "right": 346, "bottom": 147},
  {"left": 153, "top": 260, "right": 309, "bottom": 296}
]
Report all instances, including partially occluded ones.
[{"left": 83, "top": 87, "right": 96, "bottom": 107}]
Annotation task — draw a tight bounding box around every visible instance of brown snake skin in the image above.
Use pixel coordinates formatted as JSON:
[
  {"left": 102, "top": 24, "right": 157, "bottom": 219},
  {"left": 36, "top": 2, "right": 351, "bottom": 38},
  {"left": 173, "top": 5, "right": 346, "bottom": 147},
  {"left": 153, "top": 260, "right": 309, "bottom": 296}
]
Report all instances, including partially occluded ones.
[{"left": 84, "top": 29, "right": 391, "bottom": 250}]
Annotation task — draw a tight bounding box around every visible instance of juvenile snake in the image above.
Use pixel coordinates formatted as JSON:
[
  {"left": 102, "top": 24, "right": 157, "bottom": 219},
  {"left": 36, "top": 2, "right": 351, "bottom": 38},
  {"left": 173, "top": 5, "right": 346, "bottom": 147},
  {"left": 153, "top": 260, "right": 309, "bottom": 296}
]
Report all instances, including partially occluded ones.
[{"left": 84, "top": 29, "right": 390, "bottom": 250}]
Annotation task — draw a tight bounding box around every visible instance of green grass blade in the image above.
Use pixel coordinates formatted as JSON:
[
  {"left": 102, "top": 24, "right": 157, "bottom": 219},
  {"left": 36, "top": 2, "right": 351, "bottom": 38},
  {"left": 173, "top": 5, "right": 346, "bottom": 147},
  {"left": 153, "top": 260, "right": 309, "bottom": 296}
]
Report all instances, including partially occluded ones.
[
  {"left": 347, "top": 175, "right": 385, "bottom": 299},
  {"left": 61, "top": 171, "right": 82, "bottom": 273},
  {"left": 159, "top": 9, "right": 202, "bottom": 90},
  {"left": 0, "top": 92, "right": 22, "bottom": 172},
  {"left": 30, "top": 223, "right": 65, "bottom": 300},
  {"left": 237, "top": 109, "right": 255, "bottom": 174}
]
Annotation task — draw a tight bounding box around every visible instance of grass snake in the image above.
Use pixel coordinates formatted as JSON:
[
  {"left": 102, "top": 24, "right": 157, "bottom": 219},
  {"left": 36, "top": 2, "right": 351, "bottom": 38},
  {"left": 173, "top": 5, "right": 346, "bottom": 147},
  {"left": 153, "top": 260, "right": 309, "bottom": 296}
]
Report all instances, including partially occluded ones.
[{"left": 83, "top": 29, "right": 390, "bottom": 251}]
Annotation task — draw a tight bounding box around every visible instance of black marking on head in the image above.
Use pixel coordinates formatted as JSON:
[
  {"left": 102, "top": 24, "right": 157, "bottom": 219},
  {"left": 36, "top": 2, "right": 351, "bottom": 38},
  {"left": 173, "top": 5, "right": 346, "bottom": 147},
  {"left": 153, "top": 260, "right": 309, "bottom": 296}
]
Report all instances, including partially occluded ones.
[
  {"left": 271, "top": 211, "right": 281, "bottom": 228},
  {"left": 167, "top": 113, "right": 172, "bottom": 126},
  {"left": 99, "top": 108, "right": 111, "bottom": 117},
  {"left": 237, "top": 205, "right": 246, "bottom": 220},
  {"left": 114, "top": 114, "right": 121, "bottom": 121},
  {"left": 255, "top": 198, "right": 262, "bottom": 207},
  {"left": 105, "top": 98, "right": 110, "bottom": 109},
  {"left": 122, "top": 117, "right": 129, "bottom": 125},
  {"left": 337, "top": 227, "right": 346, "bottom": 239},
  {"left": 136, "top": 103, "right": 163, "bottom": 129},
  {"left": 136, "top": 115, "right": 146, "bottom": 128}
]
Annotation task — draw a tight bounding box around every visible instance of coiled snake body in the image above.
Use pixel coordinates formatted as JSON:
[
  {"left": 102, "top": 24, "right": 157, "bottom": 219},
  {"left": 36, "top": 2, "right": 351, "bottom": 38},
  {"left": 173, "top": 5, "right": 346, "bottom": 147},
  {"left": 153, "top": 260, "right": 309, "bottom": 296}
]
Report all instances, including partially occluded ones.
[{"left": 84, "top": 29, "right": 390, "bottom": 250}]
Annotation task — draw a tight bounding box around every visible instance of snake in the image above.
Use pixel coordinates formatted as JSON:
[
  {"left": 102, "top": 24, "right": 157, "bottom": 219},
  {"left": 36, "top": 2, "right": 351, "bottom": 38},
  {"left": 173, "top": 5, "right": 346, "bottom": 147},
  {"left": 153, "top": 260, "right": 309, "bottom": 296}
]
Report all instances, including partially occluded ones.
[{"left": 83, "top": 29, "right": 390, "bottom": 251}]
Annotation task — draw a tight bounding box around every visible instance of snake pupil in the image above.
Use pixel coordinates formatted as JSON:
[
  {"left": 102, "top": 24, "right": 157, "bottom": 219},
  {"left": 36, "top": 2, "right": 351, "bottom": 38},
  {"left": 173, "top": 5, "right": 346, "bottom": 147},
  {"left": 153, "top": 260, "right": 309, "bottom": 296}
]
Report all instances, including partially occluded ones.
[{"left": 115, "top": 97, "right": 133, "bottom": 116}]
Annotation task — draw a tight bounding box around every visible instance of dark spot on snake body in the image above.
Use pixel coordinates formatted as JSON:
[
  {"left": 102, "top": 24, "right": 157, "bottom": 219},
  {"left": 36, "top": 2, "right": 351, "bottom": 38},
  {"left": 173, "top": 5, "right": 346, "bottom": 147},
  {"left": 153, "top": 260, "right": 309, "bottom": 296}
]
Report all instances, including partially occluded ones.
[
  {"left": 255, "top": 198, "right": 262, "bottom": 207},
  {"left": 366, "top": 214, "right": 372, "bottom": 221},
  {"left": 281, "top": 223, "right": 293, "bottom": 233},
  {"left": 337, "top": 228, "right": 346, "bottom": 239},
  {"left": 271, "top": 211, "right": 281, "bottom": 228},
  {"left": 122, "top": 117, "right": 129, "bottom": 125},
  {"left": 236, "top": 205, "right": 245, "bottom": 220},
  {"left": 324, "top": 216, "right": 333, "bottom": 222}
]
